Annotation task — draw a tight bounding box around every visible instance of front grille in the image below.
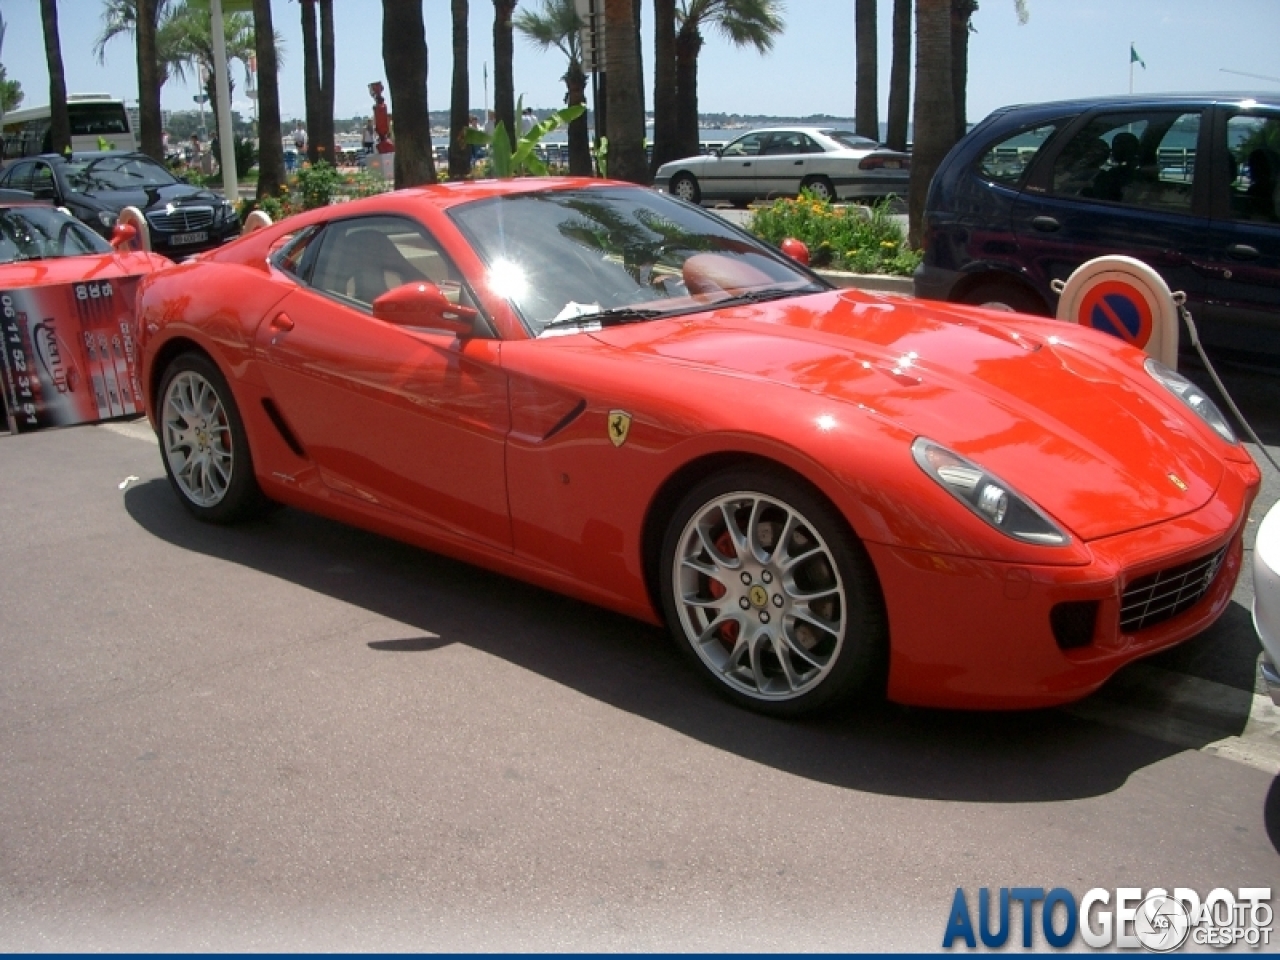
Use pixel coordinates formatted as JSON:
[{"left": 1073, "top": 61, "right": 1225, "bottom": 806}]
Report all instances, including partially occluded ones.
[
  {"left": 1120, "top": 547, "right": 1227, "bottom": 634},
  {"left": 146, "top": 206, "right": 214, "bottom": 232}
]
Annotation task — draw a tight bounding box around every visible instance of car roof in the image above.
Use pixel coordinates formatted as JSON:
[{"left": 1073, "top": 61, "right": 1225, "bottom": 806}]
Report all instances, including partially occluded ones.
[
  {"left": 984, "top": 91, "right": 1278, "bottom": 123},
  {"left": 24, "top": 150, "right": 147, "bottom": 164}
]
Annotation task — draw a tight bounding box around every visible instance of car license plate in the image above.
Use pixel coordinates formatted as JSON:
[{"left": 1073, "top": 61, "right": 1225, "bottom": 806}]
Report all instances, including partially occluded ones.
[
  {"left": 883, "top": 160, "right": 900, "bottom": 169},
  {"left": 171, "top": 230, "right": 208, "bottom": 246}
]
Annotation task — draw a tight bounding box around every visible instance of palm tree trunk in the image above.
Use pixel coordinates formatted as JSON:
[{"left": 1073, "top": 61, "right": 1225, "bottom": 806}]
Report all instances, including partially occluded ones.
[
  {"left": 909, "top": 0, "right": 955, "bottom": 246},
  {"left": 381, "top": 0, "right": 435, "bottom": 188},
  {"left": 135, "top": 0, "right": 164, "bottom": 161},
  {"left": 301, "top": 0, "right": 321, "bottom": 163},
  {"left": 649, "top": 0, "right": 679, "bottom": 171},
  {"left": 854, "top": 0, "right": 878, "bottom": 141},
  {"left": 318, "top": 0, "right": 336, "bottom": 165},
  {"left": 40, "top": 0, "right": 70, "bottom": 155},
  {"left": 603, "top": 0, "right": 646, "bottom": 183},
  {"left": 950, "top": 0, "right": 976, "bottom": 142},
  {"left": 673, "top": 23, "right": 701, "bottom": 162},
  {"left": 493, "top": 0, "right": 517, "bottom": 150},
  {"left": 254, "top": 0, "right": 285, "bottom": 198},
  {"left": 566, "top": 61, "right": 592, "bottom": 176},
  {"left": 886, "top": 0, "right": 911, "bottom": 151},
  {"left": 448, "top": 0, "right": 470, "bottom": 180}
]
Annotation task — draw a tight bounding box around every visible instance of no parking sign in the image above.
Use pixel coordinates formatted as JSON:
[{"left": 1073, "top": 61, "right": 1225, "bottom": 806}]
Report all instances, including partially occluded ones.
[{"left": 1053, "top": 256, "right": 1180, "bottom": 368}]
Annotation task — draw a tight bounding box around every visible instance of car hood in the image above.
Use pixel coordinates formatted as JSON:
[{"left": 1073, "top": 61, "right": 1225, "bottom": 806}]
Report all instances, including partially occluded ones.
[
  {"left": 75, "top": 183, "right": 221, "bottom": 214},
  {"left": 588, "top": 290, "right": 1224, "bottom": 542}
]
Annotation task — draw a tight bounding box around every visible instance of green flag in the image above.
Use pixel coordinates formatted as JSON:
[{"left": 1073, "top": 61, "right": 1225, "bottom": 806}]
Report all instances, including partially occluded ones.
[{"left": 1130, "top": 43, "right": 1146, "bottom": 69}]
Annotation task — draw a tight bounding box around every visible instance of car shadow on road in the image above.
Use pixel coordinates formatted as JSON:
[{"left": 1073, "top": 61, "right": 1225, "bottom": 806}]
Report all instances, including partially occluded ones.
[{"left": 125, "top": 478, "right": 1249, "bottom": 806}]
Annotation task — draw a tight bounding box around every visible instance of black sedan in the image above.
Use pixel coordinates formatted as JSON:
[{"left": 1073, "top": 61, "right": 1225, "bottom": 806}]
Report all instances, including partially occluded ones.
[{"left": 0, "top": 151, "right": 240, "bottom": 258}]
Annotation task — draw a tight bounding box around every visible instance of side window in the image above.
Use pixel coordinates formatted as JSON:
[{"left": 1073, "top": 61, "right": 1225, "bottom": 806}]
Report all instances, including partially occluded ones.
[
  {"left": 1226, "top": 113, "right": 1280, "bottom": 223},
  {"left": 30, "top": 163, "right": 56, "bottom": 198},
  {"left": 722, "top": 133, "right": 764, "bottom": 157},
  {"left": 270, "top": 225, "right": 323, "bottom": 279},
  {"left": 1, "top": 161, "right": 33, "bottom": 192},
  {"left": 975, "top": 123, "right": 1058, "bottom": 187},
  {"left": 1051, "top": 111, "right": 1200, "bottom": 211},
  {"left": 308, "top": 215, "right": 474, "bottom": 314}
]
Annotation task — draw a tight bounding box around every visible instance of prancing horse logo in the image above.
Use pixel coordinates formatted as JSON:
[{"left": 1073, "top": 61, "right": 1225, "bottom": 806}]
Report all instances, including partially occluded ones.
[{"left": 608, "top": 410, "right": 632, "bottom": 447}]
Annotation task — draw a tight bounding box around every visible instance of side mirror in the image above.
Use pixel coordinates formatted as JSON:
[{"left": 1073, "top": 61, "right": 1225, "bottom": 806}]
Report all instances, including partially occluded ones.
[
  {"left": 780, "top": 237, "right": 810, "bottom": 267},
  {"left": 373, "top": 281, "right": 477, "bottom": 337}
]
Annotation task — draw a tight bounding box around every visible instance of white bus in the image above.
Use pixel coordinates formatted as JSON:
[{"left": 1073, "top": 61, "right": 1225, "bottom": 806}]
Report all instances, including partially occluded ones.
[{"left": 1, "top": 94, "right": 137, "bottom": 161}]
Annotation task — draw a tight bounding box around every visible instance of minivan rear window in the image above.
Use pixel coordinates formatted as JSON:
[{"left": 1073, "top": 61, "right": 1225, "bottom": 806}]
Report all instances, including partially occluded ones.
[{"left": 975, "top": 123, "right": 1058, "bottom": 187}]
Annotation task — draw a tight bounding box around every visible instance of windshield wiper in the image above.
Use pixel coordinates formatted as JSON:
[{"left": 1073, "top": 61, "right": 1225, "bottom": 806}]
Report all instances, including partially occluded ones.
[
  {"left": 540, "top": 306, "right": 666, "bottom": 333},
  {"left": 708, "top": 285, "right": 823, "bottom": 308}
]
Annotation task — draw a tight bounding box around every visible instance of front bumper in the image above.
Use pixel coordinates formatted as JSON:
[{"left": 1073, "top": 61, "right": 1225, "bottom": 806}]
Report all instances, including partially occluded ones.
[
  {"left": 1252, "top": 498, "right": 1280, "bottom": 705},
  {"left": 869, "top": 456, "right": 1260, "bottom": 709}
]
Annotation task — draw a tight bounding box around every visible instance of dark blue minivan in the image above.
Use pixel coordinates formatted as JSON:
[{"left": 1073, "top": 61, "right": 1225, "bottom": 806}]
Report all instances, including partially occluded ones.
[{"left": 914, "top": 94, "right": 1280, "bottom": 363}]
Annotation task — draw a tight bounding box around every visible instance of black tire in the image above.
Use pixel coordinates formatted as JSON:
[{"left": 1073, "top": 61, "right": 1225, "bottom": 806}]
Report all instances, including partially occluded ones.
[
  {"left": 799, "top": 175, "right": 837, "bottom": 203},
  {"left": 659, "top": 466, "right": 888, "bottom": 717},
  {"left": 670, "top": 172, "right": 702, "bottom": 205},
  {"left": 157, "top": 351, "right": 267, "bottom": 524},
  {"left": 957, "top": 279, "right": 1048, "bottom": 316}
]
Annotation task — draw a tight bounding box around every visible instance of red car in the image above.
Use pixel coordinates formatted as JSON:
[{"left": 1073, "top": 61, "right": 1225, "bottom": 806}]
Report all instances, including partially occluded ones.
[
  {"left": 133, "top": 179, "right": 1259, "bottom": 715},
  {"left": 0, "top": 197, "right": 170, "bottom": 432}
]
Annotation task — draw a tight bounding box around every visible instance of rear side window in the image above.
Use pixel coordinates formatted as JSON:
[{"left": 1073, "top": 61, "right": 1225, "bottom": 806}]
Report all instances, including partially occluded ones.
[
  {"left": 1225, "top": 112, "right": 1280, "bottom": 223},
  {"left": 1050, "top": 111, "right": 1201, "bottom": 211},
  {"left": 975, "top": 123, "right": 1058, "bottom": 187}
]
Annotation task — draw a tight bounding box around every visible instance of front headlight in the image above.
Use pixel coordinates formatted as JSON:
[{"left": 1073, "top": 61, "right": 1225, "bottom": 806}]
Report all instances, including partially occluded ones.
[
  {"left": 1144, "top": 358, "right": 1236, "bottom": 444},
  {"left": 97, "top": 210, "right": 118, "bottom": 229},
  {"left": 912, "top": 438, "right": 1071, "bottom": 546}
]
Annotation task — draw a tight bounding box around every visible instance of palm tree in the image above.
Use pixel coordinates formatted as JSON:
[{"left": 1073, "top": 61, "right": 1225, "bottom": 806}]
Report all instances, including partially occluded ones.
[
  {"left": 908, "top": 0, "right": 954, "bottom": 246},
  {"left": 493, "top": 0, "right": 518, "bottom": 149},
  {"left": 650, "top": 0, "right": 679, "bottom": 171},
  {"left": 673, "top": 0, "right": 784, "bottom": 161},
  {"left": 885, "top": 0, "right": 910, "bottom": 151},
  {"left": 132, "top": 0, "right": 163, "bottom": 161},
  {"left": 604, "top": 0, "right": 646, "bottom": 182},
  {"left": 448, "top": 0, "right": 470, "bottom": 180},
  {"left": 952, "top": 1, "right": 1028, "bottom": 141},
  {"left": 514, "top": 0, "right": 591, "bottom": 176},
  {"left": 253, "top": 0, "right": 284, "bottom": 198},
  {"left": 854, "top": 0, "right": 877, "bottom": 141},
  {"left": 40, "top": 0, "right": 70, "bottom": 155},
  {"left": 299, "top": 0, "right": 337, "bottom": 164},
  {"left": 381, "top": 0, "right": 435, "bottom": 187}
]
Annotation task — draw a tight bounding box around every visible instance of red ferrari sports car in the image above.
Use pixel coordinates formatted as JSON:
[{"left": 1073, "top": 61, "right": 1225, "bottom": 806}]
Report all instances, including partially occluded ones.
[
  {"left": 0, "top": 197, "right": 169, "bottom": 432},
  {"left": 133, "top": 178, "right": 1259, "bottom": 715}
]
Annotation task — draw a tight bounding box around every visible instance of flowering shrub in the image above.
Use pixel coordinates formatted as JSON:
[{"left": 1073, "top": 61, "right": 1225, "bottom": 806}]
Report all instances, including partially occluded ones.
[
  {"left": 748, "top": 192, "right": 920, "bottom": 276},
  {"left": 238, "top": 162, "right": 392, "bottom": 223}
]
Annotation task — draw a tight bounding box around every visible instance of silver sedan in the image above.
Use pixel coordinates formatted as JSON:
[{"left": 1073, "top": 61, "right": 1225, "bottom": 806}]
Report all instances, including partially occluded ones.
[{"left": 653, "top": 126, "right": 910, "bottom": 206}]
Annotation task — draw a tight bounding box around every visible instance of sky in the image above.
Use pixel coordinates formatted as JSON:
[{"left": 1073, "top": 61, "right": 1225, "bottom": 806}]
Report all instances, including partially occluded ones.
[{"left": 0, "top": 0, "right": 1277, "bottom": 127}]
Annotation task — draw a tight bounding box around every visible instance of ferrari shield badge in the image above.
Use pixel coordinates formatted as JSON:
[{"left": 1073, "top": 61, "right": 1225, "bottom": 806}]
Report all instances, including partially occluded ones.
[{"left": 608, "top": 410, "right": 632, "bottom": 447}]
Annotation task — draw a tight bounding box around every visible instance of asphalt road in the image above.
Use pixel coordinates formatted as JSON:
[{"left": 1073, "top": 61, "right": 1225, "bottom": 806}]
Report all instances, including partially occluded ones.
[{"left": 1, "top": 360, "right": 1277, "bottom": 951}]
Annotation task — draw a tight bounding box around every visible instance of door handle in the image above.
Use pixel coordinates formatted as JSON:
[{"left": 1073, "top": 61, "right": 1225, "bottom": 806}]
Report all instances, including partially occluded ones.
[
  {"left": 1031, "top": 216, "right": 1060, "bottom": 232},
  {"left": 270, "top": 312, "right": 295, "bottom": 332},
  {"left": 793, "top": 160, "right": 804, "bottom": 165},
  {"left": 1226, "top": 244, "right": 1259, "bottom": 261},
  {"left": 743, "top": 162, "right": 752, "bottom": 167}
]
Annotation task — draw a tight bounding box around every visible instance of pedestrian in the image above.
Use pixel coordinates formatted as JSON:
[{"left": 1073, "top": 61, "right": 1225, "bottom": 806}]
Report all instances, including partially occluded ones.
[
  {"left": 468, "top": 115, "right": 482, "bottom": 166},
  {"left": 292, "top": 121, "right": 308, "bottom": 160},
  {"left": 521, "top": 107, "right": 536, "bottom": 136},
  {"left": 362, "top": 119, "right": 375, "bottom": 155},
  {"left": 188, "top": 133, "right": 201, "bottom": 167}
]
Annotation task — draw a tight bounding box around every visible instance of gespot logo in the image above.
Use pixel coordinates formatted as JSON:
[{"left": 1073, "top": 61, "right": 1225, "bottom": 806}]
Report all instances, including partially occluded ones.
[{"left": 942, "top": 886, "right": 1273, "bottom": 951}]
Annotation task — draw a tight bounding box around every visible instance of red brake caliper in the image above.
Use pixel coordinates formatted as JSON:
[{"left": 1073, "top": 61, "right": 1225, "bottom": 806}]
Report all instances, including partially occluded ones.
[{"left": 709, "top": 530, "right": 740, "bottom": 652}]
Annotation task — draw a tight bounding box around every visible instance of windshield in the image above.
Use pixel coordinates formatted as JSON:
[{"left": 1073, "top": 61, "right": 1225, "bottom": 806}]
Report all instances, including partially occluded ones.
[
  {"left": 0, "top": 206, "right": 112, "bottom": 263},
  {"left": 64, "top": 155, "right": 178, "bottom": 193},
  {"left": 449, "top": 187, "right": 821, "bottom": 337}
]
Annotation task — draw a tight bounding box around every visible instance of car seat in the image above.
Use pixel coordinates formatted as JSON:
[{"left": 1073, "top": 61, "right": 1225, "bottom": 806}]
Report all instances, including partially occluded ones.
[
  {"left": 1246, "top": 148, "right": 1280, "bottom": 222},
  {"left": 344, "top": 230, "right": 422, "bottom": 304}
]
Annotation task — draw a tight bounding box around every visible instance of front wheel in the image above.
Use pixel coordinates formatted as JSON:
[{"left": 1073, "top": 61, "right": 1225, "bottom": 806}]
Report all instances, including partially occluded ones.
[
  {"left": 799, "top": 176, "right": 837, "bottom": 203},
  {"left": 660, "top": 468, "right": 887, "bottom": 716},
  {"left": 670, "top": 172, "right": 702, "bottom": 205},
  {"left": 158, "top": 352, "right": 266, "bottom": 524}
]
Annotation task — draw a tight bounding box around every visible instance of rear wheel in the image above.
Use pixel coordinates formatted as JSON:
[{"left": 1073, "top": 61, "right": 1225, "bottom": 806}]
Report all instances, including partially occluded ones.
[
  {"left": 659, "top": 467, "right": 887, "bottom": 716},
  {"left": 670, "top": 172, "right": 701, "bottom": 205},
  {"left": 799, "top": 175, "right": 837, "bottom": 203},
  {"left": 957, "top": 279, "right": 1048, "bottom": 315},
  {"left": 158, "top": 352, "right": 266, "bottom": 524}
]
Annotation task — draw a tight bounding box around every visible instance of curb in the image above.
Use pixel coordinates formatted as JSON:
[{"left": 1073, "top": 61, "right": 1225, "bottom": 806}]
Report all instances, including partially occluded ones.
[{"left": 814, "top": 269, "right": 915, "bottom": 295}]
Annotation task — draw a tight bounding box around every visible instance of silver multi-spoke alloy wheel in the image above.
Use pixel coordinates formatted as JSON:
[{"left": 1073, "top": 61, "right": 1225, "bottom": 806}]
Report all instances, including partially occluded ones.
[
  {"left": 162, "top": 369, "right": 234, "bottom": 508},
  {"left": 671, "top": 490, "right": 847, "bottom": 702},
  {"left": 672, "top": 174, "right": 699, "bottom": 204}
]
